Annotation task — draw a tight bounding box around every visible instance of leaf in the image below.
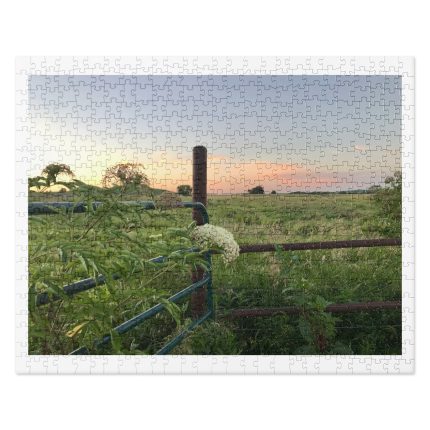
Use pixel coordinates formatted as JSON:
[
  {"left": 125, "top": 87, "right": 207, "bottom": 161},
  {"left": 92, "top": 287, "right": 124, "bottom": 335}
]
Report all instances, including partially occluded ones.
[
  {"left": 298, "top": 317, "right": 312, "bottom": 342},
  {"left": 110, "top": 329, "right": 122, "bottom": 354},
  {"left": 77, "top": 254, "right": 88, "bottom": 273},
  {"left": 160, "top": 299, "right": 182, "bottom": 326},
  {"left": 87, "top": 258, "right": 100, "bottom": 275},
  {"left": 314, "top": 295, "right": 331, "bottom": 311},
  {"left": 28, "top": 284, "right": 37, "bottom": 313},
  {"left": 66, "top": 321, "right": 89, "bottom": 338}
]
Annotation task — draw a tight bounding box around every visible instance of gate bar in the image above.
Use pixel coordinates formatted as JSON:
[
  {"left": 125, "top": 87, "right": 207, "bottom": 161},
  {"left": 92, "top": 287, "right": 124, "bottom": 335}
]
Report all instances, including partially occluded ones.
[
  {"left": 70, "top": 273, "right": 211, "bottom": 355},
  {"left": 155, "top": 310, "right": 212, "bottom": 355}
]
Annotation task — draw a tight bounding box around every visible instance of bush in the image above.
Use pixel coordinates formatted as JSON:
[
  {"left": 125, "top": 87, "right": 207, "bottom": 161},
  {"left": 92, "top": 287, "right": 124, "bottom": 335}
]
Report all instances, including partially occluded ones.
[
  {"left": 176, "top": 322, "right": 242, "bottom": 354},
  {"left": 248, "top": 185, "right": 264, "bottom": 194},
  {"left": 373, "top": 171, "right": 402, "bottom": 236},
  {"left": 177, "top": 185, "right": 192, "bottom": 196}
]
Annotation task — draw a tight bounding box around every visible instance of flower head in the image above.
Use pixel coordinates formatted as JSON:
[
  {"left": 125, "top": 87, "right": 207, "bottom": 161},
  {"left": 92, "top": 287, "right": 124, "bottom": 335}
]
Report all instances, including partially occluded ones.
[{"left": 191, "top": 224, "right": 240, "bottom": 264}]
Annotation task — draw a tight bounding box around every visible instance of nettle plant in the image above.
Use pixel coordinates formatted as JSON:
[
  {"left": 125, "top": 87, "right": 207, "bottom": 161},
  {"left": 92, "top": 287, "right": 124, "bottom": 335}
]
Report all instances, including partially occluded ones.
[
  {"left": 28, "top": 181, "right": 215, "bottom": 354},
  {"left": 273, "top": 246, "right": 352, "bottom": 354}
]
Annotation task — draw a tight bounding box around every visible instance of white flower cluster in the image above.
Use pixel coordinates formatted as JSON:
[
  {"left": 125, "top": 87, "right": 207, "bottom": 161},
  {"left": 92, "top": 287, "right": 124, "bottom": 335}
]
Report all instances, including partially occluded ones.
[{"left": 191, "top": 224, "right": 240, "bottom": 264}]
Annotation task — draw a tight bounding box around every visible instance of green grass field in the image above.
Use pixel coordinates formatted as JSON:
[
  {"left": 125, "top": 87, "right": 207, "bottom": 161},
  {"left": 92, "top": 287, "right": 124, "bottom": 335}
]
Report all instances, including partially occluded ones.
[{"left": 28, "top": 192, "right": 401, "bottom": 355}]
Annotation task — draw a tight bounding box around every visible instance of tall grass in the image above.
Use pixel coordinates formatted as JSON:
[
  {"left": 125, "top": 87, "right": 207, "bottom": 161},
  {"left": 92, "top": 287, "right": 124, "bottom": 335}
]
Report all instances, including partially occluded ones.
[{"left": 29, "top": 190, "right": 401, "bottom": 355}]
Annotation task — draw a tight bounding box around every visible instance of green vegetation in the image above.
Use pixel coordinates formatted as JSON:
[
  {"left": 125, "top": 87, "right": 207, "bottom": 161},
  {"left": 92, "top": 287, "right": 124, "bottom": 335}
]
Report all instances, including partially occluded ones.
[
  {"left": 41, "top": 163, "right": 75, "bottom": 186},
  {"left": 248, "top": 185, "right": 265, "bottom": 194},
  {"left": 177, "top": 185, "right": 192, "bottom": 196},
  {"left": 28, "top": 162, "right": 75, "bottom": 191},
  {"left": 28, "top": 178, "right": 402, "bottom": 355},
  {"left": 28, "top": 182, "right": 207, "bottom": 354},
  {"left": 101, "top": 162, "right": 150, "bottom": 196},
  {"left": 372, "top": 171, "right": 402, "bottom": 236}
]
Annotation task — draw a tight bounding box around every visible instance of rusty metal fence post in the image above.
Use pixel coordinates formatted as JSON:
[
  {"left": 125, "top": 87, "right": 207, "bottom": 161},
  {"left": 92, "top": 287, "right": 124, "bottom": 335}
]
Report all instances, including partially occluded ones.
[{"left": 190, "top": 146, "right": 207, "bottom": 317}]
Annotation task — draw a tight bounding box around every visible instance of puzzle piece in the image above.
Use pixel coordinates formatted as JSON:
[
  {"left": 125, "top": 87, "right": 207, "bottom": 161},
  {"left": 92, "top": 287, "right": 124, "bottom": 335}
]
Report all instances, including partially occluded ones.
[{"left": 16, "top": 56, "right": 414, "bottom": 374}]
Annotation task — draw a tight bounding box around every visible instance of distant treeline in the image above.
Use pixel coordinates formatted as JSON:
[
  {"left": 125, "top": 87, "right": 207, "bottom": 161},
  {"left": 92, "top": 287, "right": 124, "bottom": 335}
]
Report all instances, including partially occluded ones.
[{"left": 288, "top": 189, "right": 372, "bottom": 195}]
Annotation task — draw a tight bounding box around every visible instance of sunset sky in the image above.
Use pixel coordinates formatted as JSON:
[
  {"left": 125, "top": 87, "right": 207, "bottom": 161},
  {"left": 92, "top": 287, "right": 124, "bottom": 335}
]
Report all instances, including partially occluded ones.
[{"left": 28, "top": 75, "right": 401, "bottom": 193}]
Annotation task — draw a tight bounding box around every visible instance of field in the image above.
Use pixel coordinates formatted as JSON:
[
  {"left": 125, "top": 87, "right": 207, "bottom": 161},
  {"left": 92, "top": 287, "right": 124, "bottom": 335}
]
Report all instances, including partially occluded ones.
[{"left": 28, "top": 191, "right": 401, "bottom": 355}]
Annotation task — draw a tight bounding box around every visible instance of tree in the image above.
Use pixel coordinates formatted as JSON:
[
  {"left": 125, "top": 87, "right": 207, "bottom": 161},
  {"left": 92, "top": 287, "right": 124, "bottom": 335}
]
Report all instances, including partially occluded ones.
[
  {"left": 271, "top": 190, "right": 277, "bottom": 194},
  {"left": 28, "top": 176, "right": 48, "bottom": 190},
  {"left": 101, "top": 163, "right": 149, "bottom": 189},
  {"left": 372, "top": 171, "right": 402, "bottom": 236},
  {"left": 41, "top": 163, "right": 74, "bottom": 187},
  {"left": 367, "top": 185, "right": 382, "bottom": 194},
  {"left": 177, "top": 184, "right": 192, "bottom": 196},
  {"left": 248, "top": 185, "right": 265, "bottom": 195},
  {"left": 384, "top": 171, "right": 402, "bottom": 190}
]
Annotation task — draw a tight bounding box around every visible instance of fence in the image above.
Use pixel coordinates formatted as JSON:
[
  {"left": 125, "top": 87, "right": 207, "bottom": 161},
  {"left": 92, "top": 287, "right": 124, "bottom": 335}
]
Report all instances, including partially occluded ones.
[
  {"left": 232, "top": 238, "right": 401, "bottom": 316},
  {"left": 28, "top": 146, "right": 402, "bottom": 354}
]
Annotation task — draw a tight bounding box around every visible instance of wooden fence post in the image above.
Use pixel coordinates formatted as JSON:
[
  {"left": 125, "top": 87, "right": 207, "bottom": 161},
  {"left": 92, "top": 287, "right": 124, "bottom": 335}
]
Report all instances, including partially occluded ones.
[{"left": 190, "top": 145, "right": 207, "bottom": 317}]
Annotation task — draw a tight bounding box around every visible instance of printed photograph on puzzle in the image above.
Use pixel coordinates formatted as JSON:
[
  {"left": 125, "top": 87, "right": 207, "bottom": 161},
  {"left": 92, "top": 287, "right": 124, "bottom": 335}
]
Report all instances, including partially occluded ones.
[{"left": 25, "top": 69, "right": 403, "bottom": 356}]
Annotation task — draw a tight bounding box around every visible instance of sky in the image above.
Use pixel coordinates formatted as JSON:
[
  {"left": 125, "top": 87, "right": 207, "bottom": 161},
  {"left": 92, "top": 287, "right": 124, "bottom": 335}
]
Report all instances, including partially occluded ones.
[{"left": 28, "top": 75, "right": 401, "bottom": 193}]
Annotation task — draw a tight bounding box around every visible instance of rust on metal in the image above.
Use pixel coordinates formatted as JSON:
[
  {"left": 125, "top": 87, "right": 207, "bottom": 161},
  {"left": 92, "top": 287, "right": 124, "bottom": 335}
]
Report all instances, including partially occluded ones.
[
  {"left": 190, "top": 146, "right": 208, "bottom": 317},
  {"left": 239, "top": 238, "right": 401, "bottom": 254},
  {"left": 225, "top": 300, "right": 401, "bottom": 319},
  {"left": 192, "top": 145, "right": 207, "bottom": 226}
]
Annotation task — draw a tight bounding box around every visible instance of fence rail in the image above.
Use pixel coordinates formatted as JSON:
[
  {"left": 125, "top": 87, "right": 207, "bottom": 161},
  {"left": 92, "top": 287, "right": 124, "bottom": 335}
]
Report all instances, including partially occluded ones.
[{"left": 239, "top": 238, "right": 401, "bottom": 253}]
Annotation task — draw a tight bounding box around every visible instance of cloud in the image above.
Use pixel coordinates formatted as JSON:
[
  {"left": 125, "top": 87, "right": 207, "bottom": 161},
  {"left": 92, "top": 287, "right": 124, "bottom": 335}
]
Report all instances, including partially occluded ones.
[{"left": 354, "top": 145, "right": 367, "bottom": 152}]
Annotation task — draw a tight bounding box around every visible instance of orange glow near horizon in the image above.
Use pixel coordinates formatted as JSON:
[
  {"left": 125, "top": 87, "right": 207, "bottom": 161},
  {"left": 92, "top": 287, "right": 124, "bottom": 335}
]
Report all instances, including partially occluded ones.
[{"left": 30, "top": 152, "right": 388, "bottom": 194}]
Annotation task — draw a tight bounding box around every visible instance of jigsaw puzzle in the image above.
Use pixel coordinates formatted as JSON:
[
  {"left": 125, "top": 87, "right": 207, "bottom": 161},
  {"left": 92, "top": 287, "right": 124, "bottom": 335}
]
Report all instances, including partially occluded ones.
[{"left": 15, "top": 57, "right": 414, "bottom": 374}]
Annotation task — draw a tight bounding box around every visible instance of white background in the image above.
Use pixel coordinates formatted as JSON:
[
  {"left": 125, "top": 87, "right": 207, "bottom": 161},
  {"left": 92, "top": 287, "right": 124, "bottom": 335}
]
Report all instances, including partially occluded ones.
[{"left": 1, "top": 0, "right": 428, "bottom": 429}]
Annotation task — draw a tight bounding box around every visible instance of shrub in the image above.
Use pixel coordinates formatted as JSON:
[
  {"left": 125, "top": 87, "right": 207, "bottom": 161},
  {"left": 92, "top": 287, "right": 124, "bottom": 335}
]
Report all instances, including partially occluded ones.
[
  {"left": 176, "top": 322, "right": 242, "bottom": 354},
  {"left": 248, "top": 185, "right": 264, "bottom": 194},
  {"left": 373, "top": 171, "right": 401, "bottom": 236},
  {"left": 177, "top": 185, "right": 192, "bottom": 196}
]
